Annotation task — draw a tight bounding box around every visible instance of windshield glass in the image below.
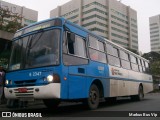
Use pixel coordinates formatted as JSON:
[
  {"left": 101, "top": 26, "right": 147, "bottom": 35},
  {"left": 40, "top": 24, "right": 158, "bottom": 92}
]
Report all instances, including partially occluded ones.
[{"left": 9, "top": 29, "right": 60, "bottom": 71}]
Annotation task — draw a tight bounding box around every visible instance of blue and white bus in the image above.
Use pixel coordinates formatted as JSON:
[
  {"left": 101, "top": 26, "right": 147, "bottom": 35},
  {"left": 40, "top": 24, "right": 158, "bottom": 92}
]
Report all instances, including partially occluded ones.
[{"left": 4, "top": 17, "right": 153, "bottom": 110}]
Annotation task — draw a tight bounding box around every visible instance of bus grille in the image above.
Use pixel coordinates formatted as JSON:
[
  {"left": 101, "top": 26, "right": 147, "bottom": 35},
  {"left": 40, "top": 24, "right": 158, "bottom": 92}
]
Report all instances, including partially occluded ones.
[
  {"left": 14, "top": 88, "right": 34, "bottom": 98},
  {"left": 14, "top": 80, "right": 36, "bottom": 87}
]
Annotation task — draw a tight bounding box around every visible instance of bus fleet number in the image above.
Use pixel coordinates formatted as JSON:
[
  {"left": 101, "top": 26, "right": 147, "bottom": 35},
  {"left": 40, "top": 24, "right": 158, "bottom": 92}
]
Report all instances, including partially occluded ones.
[{"left": 29, "top": 72, "right": 42, "bottom": 77}]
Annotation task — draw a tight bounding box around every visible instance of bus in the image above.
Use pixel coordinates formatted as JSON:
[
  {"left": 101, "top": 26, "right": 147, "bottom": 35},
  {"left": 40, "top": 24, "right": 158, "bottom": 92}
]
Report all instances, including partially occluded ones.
[{"left": 4, "top": 17, "right": 153, "bottom": 110}]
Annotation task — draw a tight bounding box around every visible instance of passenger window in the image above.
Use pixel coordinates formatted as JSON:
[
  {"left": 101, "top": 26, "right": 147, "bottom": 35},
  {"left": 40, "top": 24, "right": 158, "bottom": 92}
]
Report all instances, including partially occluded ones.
[
  {"left": 145, "top": 61, "right": 150, "bottom": 73},
  {"left": 89, "top": 36, "right": 104, "bottom": 52},
  {"left": 63, "top": 32, "right": 88, "bottom": 66},
  {"left": 67, "top": 32, "right": 87, "bottom": 58},
  {"left": 106, "top": 44, "right": 120, "bottom": 67},
  {"left": 137, "top": 58, "right": 142, "bottom": 72},
  {"left": 89, "top": 49, "right": 106, "bottom": 63},
  {"left": 130, "top": 55, "right": 137, "bottom": 64},
  {"left": 140, "top": 60, "right": 146, "bottom": 72},
  {"left": 108, "top": 55, "right": 121, "bottom": 67},
  {"left": 121, "top": 60, "right": 131, "bottom": 69},
  {"left": 120, "top": 50, "right": 131, "bottom": 69},
  {"left": 145, "top": 61, "right": 149, "bottom": 68},
  {"left": 130, "top": 55, "right": 139, "bottom": 72},
  {"left": 112, "top": 47, "right": 119, "bottom": 57},
  {"left": 120, "top": 50, "right": 129, "bottom": 61},
  {"left": 106, "top": 43, "right": 113, "bottom": 55},
  {"left": 137, "top": 58, "right": 141, "bottom": 66},
  {"left": 89, "top": 35, "right": 106, "bottom": 63},
  {"left": 141, "top": 60, "right": 145, "bottom": 67}
]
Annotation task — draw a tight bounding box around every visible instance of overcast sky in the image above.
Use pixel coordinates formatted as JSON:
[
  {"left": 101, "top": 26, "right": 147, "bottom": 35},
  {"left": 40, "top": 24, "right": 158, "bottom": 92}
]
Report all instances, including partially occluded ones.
[{"left": 2, "top": 0, "right": 160, "bottom": 53}]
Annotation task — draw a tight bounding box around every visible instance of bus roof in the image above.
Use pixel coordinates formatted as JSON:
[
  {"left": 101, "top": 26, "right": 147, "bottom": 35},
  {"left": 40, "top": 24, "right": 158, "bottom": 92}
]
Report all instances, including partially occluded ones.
[{"left": 16, "top": 17, "right": 65, "bottom": 32}]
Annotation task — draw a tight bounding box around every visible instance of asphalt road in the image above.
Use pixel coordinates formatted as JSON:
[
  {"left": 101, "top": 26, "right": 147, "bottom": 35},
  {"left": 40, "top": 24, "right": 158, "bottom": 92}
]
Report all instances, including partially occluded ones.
[{"left": 0, "top": 93, "right": 160, "bottom": 119}]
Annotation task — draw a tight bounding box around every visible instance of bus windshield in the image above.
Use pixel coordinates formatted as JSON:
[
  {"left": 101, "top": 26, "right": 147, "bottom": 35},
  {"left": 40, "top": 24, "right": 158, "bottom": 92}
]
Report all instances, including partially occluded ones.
[{"left": 9, "top": 29, "right": 60, "bottom": 71}]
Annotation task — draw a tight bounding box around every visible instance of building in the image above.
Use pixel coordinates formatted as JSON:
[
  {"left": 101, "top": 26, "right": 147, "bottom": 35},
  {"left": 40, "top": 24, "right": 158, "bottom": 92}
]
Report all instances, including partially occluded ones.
[
  {"left": 149, "top": 15, "right": 160, "bottom": 53},
  {"left": 0, "top": 0, "right": 38, "bottom": 68},
  {"left": 0, "top": 0, "right": 38, "bottom": 26},
  {"left": 50, "top": 0, "right": 138, "bottom": 51}
]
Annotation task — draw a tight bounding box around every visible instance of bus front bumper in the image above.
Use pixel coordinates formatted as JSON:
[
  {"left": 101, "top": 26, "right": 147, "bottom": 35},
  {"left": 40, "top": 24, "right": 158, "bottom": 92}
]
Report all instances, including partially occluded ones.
[{"left": 4, "top": 83, "right": 61, "bottom": 100}]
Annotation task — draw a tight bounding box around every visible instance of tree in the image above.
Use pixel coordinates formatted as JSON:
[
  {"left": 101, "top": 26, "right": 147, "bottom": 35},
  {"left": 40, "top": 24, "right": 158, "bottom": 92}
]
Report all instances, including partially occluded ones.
[
  {"left": 142, "top": 51, "right": 160, "bottom": 62},
  {"left": 0, "top": 7, "right": 10, "bottom": 28},
  {"left": 0, "top": 49, "right": 11, "bottom": 68},
  {"left": 0, "top": 6, "right": 24, "bottom": 69},
  {"left": 142, "top": 52, "right": 160, "bottom": 76},
  {"left": 0, "top": 6, "right": 23, "bottom": 33},
  {"left": 150, "top": 61, "right": 160, "bottom": 75}
]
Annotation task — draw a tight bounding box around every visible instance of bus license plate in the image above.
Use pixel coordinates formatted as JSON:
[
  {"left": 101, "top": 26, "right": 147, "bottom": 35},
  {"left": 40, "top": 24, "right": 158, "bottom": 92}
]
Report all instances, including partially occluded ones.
[{"left": 18, "top": 88, "right": 27, "bottom": 93}]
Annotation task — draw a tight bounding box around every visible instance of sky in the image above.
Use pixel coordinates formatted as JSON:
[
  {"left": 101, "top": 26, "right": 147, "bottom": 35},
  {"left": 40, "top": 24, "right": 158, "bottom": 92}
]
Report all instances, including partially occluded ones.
[{"left": 2, "top": 0, "right": 160, "bottom": 53}]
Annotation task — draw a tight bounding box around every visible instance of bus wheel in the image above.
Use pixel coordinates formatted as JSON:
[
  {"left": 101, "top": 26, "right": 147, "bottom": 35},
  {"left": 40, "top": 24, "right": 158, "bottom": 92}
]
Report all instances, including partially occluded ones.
[
  {"left": 137, "top": 85, "right": 144, "bottom": 100},
  {"left": 131, "top": 85, "right": 144, "bottom": 101},
  {"left": 87, "top": 84, "right": 99, "bottom": 110},
  {"left": 43, "top": 99, "right": 60, "bottom": 109}
]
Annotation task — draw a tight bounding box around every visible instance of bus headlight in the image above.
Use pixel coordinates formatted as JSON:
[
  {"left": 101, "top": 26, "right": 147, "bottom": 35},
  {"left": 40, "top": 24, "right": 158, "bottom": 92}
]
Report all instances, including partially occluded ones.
[
  {"left": 47, "top": 75, "right": 54, "bottom": 82},
  {"left": 5, "top": 80, "right": 9, "bottom": 85},
  {"left": 5, "top": 80, "right": 12, "bottom": 85},
  {"left": 46, "top": 74, "right": 60, "bottom": 83}
]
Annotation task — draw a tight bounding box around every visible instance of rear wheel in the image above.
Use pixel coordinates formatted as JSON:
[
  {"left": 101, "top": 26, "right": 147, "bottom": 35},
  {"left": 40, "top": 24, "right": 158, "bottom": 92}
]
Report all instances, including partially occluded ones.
[
  {"left": 86, "top": 84, "right": 100, "bottom": 110},
  {"left": 131, "top": 85, "right": 144, "bottom": 101},
  {"left": 137, "top": 85, "right": 144, "bottom": 100},
  {"left": 43, "top": 99, "right": 60, "bottom": 109}
]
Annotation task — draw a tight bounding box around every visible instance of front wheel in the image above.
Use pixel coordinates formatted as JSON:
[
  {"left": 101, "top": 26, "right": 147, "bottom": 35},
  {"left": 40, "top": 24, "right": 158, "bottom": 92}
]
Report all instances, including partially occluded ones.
[
  {"left": 86, "top": 84, "right": 100, "bottom": 110},
  {"left": 43, "top": 99, "right": 60, "bottom": 109}
]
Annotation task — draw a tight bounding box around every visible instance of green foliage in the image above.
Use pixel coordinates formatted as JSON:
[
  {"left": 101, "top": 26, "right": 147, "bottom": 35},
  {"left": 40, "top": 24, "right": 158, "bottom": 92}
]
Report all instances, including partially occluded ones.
[
  {"left": 0, "top": 6, "right": 24, "bottom": 69},
  {"left": 150, "top": 61, "right": 160, "bottom": 75},
  {"left": 142, "top": 52, "right": 160, "bottom": 76},
  {"left": 0, "top": 6, "right": 23, "bottom": 33},
  {"left": 0, "top": 50, "right": 11, "bottom": 69},
  {"left": 142, "top": 51, "right": 160, "bottom": 62}
]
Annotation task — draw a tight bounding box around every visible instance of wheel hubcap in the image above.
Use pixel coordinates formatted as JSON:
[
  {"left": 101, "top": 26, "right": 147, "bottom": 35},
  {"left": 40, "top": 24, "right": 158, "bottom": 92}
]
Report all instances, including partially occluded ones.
[{"left": 90, "top": 90, "right": 97, "bottom": 104}]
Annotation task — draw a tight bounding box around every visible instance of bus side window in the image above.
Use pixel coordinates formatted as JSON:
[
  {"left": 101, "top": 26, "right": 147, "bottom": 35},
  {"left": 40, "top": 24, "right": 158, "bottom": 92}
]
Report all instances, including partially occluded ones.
[
  {"left": 130, "top": 55, "right": 139, "bottom": 72},
  {"left": 89, "top": 36, "right": 106, "bottom": 63},
  {"left": 63, "top": 32, "right": 88, "bottom": 65},
  {"left": 145, "top": 61, "right": 150, "bottom": 73},
  {"left": 141, "top": 60, "right": 146, "bottom": 72},
  {"left": 106, "top": 44, "right": 121, "bottom": 67},
  {"left": 106, "top": 43, "right": 113, "bottom": 55},
  {"left": 137, "top": 58, "right": 143, "bottom": 72},
  {"left": 66, "top": 32, "right": 87, "bottom": 57},
  {"left": 120, "top": 50, "right": 131, "bottom": 69},
  {"left": 67, "top": 32, "right": 75, "bottom": 54},
  {"left": 89, "top": 36, "right": 104, "bottom": 52}
]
